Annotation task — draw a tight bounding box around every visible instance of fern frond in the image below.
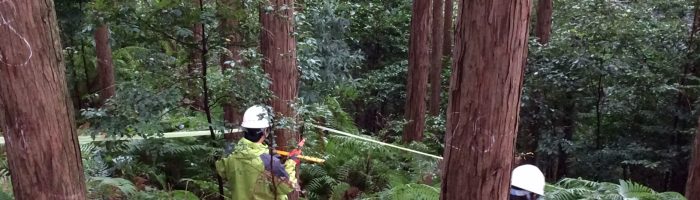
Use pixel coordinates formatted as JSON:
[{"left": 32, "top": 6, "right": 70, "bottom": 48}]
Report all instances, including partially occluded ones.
[
  {"left": 88, "top": 176, "right": 137, "bottom": 196},
  {"left": 618, "top": 180, "right": 654, "bottom": 199}
]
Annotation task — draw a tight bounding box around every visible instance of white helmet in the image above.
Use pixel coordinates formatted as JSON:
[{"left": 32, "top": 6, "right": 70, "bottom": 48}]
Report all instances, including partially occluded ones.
[
  {"left": 241, "top": 105, "right": 272, "bottom": 129},
  {"left": 511, "top": 164, "right": 545, "bottom": 195}
]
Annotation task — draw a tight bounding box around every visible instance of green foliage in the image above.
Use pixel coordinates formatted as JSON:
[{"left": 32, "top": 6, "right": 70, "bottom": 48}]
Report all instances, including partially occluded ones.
[
  {"left": 81, "top": 82, "right": 186, "bottom": 138},
  {"left": 210, "top": 63, "right": 273, "bottom": 114},
  {"left": 87, "top": 177, "right": 137, "bottom": 199},
  {"left": 519, "top": 0, "right": 696, "bottom": 190},
  {"left": 545, "top": 178, "right": 686, "bottom": 200},
  {"left": 366, "top": 183, "right": 439, "bottom": 200},
  {"left": 297, "top": 0, "right": 364, "bottom": 102},
  {"left": 131, "top": 188, "right": 201, "bottom": 200},
  {"left": 0, "top": 148, "right": 11, "bottom": 200}
]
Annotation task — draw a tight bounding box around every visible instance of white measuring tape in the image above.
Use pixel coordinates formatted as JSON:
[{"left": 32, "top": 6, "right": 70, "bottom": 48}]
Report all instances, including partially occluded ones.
[
  {"left": 0, "top": 125, "right": 443, "bottom": 160},
  {"left": 0, "top": 130, "right": 237, "bottom": 144},
  {"left": 310, "top": 124, "right": 443, "bottom": 160}
]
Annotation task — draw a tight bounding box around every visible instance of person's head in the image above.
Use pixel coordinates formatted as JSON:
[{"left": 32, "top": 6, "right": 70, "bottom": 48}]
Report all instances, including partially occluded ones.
[
  {"left": 241, "top": 105, "right": 272, "bottom": 143},
  {"left": 510, "top": 164, "right": 545, "bottom": 200}
]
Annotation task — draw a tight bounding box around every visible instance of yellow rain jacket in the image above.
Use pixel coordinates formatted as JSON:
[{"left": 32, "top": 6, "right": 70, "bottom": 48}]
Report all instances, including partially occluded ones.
[{"left": 216, "top": 139, "right": 298, "bottom": 200}]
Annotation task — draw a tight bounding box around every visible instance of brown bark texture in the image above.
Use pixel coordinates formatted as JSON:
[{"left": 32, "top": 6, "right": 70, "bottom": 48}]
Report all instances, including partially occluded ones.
[
  {"left": 188, "top": 0, "right": 204, "bottom": 110},
  {"left": 219, "top": 0, "right": 244, "bottom": 129},
  {"left": 260, "top": 0, "right": 300, "bottom": 150},
  {"left": 441, "top": 0, "right": 531, "bottom": 199},
  {"left": 535, "top": 0, "right": 553, "bottom": 44},
  {"left": 429, "top": 0, "right": 445, "bottom": 116},
  {"left": 0, "top": 0, "right": 88, "bottom": 199},
  {"left": 686, "top": 117, "right": 700, "bottom": 200},
  {"left": 443, "top": 0, "right": 453, "bottom": 58},
  {"left": 403, "top": 0, "right": 432, "bottom": 143},
  {"left": 674, "top": 1, "right": 700, "bottom": 193},
  {"left": 95, "top": 24, "right": 115, "bottom": 107}
]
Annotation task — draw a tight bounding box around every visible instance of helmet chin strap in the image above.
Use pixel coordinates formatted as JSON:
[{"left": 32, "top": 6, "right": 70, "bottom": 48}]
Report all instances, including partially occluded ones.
[{"left": 510, "top": 187, "right": 539, "bottom": 200}]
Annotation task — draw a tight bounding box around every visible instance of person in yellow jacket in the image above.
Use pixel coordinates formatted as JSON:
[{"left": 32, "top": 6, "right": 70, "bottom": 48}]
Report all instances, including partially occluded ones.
[{"left": 216, "top": 105, "right": 300, "bottom": 200}]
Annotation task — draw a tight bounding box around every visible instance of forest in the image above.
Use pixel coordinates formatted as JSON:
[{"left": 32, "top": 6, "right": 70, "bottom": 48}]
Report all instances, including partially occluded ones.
[{"left": 1, "top": 0, "right": 700, "bottom": 199}]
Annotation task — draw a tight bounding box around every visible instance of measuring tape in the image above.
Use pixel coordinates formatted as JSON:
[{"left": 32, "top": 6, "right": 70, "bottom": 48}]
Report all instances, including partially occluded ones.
[{"left": 0, "top": 125, "right": 443, "bottom": 160}]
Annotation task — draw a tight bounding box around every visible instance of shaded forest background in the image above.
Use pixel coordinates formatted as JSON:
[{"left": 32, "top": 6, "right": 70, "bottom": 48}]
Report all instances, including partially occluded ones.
[{"left": 1, "top": 0, "right": 700, "bottom": 199}]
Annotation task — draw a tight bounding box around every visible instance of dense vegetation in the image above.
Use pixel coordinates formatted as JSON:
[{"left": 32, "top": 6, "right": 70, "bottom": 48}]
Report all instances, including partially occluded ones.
[{"left": 1, "top": 0, "right": 700, "bottom": 199}]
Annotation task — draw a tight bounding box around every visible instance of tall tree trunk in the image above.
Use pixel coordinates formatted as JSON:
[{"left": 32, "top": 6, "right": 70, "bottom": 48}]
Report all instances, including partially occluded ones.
[
  {"left": 672, "top": 0, "right": 700, "bottom": 193},
  {"left": 440, "top": 0, "right": 531, "bottom": 199},
  {"left": 261, "top": 1, "right": 300, "bottom": 200},
  {"left": 219, "top": 0, "right": 244, "bottom": 131},
  {"left": 443, "top": 0, "right": 453, "bottom": 58},
  {"left": 95, "top": 24, "right": 115, "bottom": 107},
  {"left": 429, "top": 0, "right": 445, "bottom": 116},
  {"left": 687, "top": 117, "right": 700, "bottom": 200},
  {"left": 535, "top": 0, "right": 553, "bottom": 44},
  {"left": 188, "top": 0, "right": 204, "bottom": 110},
  {"left": 0, "top": 0, "right": 88, "bottom": 199},
  {"left": 403, "top": 0, "right": 432, "bottom": 143},
  {"left": 261, "top": 0, "right": 299, "bottom": 150}
]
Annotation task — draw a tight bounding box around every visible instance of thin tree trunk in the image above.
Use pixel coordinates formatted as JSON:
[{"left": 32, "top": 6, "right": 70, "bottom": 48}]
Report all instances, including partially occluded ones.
[
  {"left": 188, "top": 0, "right": 204, "bottom": 110},
  {"left": 687, "top": 117, "right": 700, "bottom": 200},
  {"left": 429, "top": 0, "right": 445, "bottom": 116},
  {"left": 595, "top": 75, "right": 603, "bottom": 149},
  {"left": 535, "top": 0, "right": 553, "bottom": 44},
  {"left": 556, "top": 95, "right": 575, "bottom": 180},
  {"left": 673, "top": 0, "right": 700, "bottom": 193},
  {"left": 219, "top": 0, "right": 244, "bottom": 131},
  {"left": 440, "top": 0, "right": 531, "bottom": 199},
  {"left": 519, "top": 90, "right": 543, "bottom": 165},
  {"left": 0, "top": 0, "right": 88, "bottom": 199},
  {"left": 403, "top": 0, "right": 432, "bottom": 143},
  {"left": 443, "top": 0, "right": 453, "bottom": 58},
  {"left": 95, "top": 24, "right": 115, "bottom": 107},
  {"left": 67, "top": 36, "right": 83, "bottom": 110},
  {"left": 78, "top": 0, "right": 92, "bottom": 102},
  {"left": 192, "top": 1, "right": 226, "bottom": 198}
]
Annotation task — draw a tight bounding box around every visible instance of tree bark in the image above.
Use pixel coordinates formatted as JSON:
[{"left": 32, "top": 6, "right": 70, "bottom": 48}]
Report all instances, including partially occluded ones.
[
  {"left": 442, "top": 0, "right": 453, "bottom": 58},
  {"left": 403, "top": 0, "right": 432, "bottom": 143},
  {"left": 95, "top": 24, "right": 115, "bottom": 107},
  {"left": 440, "top": 0, "right": 531, "bottom": 199},
  {"left": 429, "top": 0, "right": 445, "bottom": 116},
  {"left": 188, "top": 0, "right": 204, "bottom": 110},
  {"left": 260, "top": 1, "right": 300, "bottom": 200},
  {"left": 687, "top": 117, "right": 700, "bottom": 200},
  {"left": 535, "top": 0, "right": 553, "bottom": 44},
  {"left": 0, "top": 0, "right": 88, "bottom": 199},
  {"left": 260, "top": 0, "right": 299, "bottom": 150},
  {"left": 219, "top": 0, "right": 244, "bottom": 130},
  {"left": 674, "top": 0, "right": 700, "bottom": 193}
]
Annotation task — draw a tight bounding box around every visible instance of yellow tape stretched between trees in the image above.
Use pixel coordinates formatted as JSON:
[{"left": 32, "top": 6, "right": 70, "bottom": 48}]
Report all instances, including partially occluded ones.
[
  {"left": 0, "top": 130, "right": 233, "bottom": 144},
  {"left": 310, "top": 124, "right": 444, "bottom": 160},
  {"left": 0, "top": 125, "right": 443, "bottom": 160}
]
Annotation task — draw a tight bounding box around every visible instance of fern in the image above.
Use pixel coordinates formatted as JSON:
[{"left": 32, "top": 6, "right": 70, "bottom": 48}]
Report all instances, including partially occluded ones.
[
  {"left": 546, "top": 178, "right": 687, "bottom": 200},
  {"left": 0, "top": 174, "right": 11, "bottom": 200},
  {"left": 330, "top": 182, "right": 351, "bottom": 200},
  {"left": 618, "top": 180, "right": 654, "bottom": 199},
  {"left": 365, "top": 184, "right": 438, "bottom": 200},
  {"left": 88, "top": 176, "right": 137, "bottom": 198}
]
